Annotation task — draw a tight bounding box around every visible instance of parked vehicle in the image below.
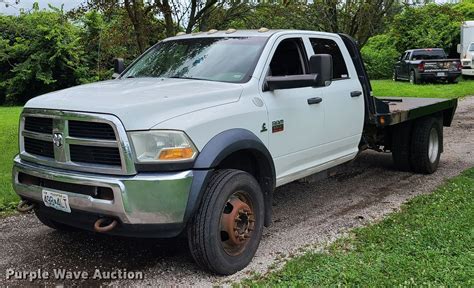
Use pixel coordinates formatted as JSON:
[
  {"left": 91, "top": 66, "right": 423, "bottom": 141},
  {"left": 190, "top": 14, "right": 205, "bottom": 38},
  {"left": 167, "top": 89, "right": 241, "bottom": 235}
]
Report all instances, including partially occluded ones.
[
  {"left": 458, "top": 21, "right": 474, "bottom": 77},
  {"left": 13, "top": 30, "right": 458, "bottom": 275},
  {"left": 393, "top": 48, "right": 462, "bottom": 84}
]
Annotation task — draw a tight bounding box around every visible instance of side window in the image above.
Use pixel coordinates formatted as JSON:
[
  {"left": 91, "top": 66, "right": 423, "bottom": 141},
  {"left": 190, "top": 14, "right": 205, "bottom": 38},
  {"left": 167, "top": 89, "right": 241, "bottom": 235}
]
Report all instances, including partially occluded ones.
[
  {"left": 309, "top": 38, "right": 349, "bottom": 79},
  {"left": 269, "top": 38, "right": 307, "bottom": 76}
]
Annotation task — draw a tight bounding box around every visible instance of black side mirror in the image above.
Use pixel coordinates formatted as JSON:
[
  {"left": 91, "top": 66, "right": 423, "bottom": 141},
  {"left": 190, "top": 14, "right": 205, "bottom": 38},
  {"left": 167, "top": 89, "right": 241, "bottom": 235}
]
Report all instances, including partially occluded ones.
[
  {"left": 113, "top": 58, "right": 125, "bottom": 78},
  {"left": 309, "top": 54, "right": 333, "bottom": 87},
  {"left": 264, "top": 74, "right": 318, "bottom": 91}
]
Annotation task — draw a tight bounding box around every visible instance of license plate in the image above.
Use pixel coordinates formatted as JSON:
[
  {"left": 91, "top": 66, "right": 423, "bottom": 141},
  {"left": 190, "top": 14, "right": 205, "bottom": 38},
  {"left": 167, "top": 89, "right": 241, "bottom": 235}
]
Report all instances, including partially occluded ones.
[
  {"left": 437, "top": 72, "right": 446, "bottom": 77},
  {"left": 42, "top": 190, "right": 71, "bottom": 213}
]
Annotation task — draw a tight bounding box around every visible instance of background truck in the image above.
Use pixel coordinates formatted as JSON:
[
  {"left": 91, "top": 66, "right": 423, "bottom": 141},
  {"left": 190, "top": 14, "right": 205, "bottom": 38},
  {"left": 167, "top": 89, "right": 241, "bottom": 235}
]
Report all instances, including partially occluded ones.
[
  {"left": 393, "top": 48, "right": 462, "bottom": 84},
  {"left": 458, "top": 21, "right": 474, "bottom": 77},
  {"left": 13, "top": 30, "right": 457, "bottom": 275}
]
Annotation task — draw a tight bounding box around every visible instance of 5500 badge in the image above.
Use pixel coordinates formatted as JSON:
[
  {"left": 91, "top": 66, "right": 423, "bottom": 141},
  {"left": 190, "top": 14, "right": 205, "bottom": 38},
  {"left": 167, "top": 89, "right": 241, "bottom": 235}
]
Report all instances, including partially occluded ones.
[{"left": 272, "top": 120, "right": 284, "bottom": 133}]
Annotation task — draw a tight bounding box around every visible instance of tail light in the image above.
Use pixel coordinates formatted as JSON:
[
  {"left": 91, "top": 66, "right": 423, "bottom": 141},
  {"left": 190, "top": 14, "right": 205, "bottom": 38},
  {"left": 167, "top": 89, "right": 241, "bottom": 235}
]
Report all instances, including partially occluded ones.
[{"left": 418, "top": 63, "right": 425, "bottom": 72}]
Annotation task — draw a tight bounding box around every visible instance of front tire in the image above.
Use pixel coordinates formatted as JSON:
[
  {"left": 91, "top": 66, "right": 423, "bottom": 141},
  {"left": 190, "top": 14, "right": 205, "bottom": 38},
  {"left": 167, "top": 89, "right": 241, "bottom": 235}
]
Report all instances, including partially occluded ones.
[
  {"left": 187, "top": 169, "right": 264, "bottom": 275},
  {"left": 409, "top": 70, "right": 417, "bottom": 84},
  {"left": 410, "top": 117, "right": 442, "bottom": 174}
]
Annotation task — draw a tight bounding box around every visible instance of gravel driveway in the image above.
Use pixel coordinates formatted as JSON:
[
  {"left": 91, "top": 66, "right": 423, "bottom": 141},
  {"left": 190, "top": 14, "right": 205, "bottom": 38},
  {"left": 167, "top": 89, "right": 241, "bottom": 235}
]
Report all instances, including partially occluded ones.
[{"left": 1, "top": 96, "right": 473, "bottom": 287}]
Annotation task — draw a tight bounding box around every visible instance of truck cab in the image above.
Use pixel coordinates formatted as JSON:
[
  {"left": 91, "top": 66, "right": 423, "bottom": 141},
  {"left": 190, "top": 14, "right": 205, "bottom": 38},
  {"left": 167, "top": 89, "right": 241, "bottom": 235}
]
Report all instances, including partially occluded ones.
[
  {"left": 459, "top": 21, "right": 474, "bottom": 76},
  {"left": 461, "top": 42, "right": 474, "bottom": 75},
  {"left": 13, "top": 30, "right": 457, "bottom": 275}
]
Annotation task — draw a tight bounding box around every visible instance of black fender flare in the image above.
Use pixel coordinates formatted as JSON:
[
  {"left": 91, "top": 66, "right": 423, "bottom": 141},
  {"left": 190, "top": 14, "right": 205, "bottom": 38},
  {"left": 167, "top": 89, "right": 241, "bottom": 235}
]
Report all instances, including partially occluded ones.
[{"left": 183, "top": 129, "right": 276, "bottom": 227}]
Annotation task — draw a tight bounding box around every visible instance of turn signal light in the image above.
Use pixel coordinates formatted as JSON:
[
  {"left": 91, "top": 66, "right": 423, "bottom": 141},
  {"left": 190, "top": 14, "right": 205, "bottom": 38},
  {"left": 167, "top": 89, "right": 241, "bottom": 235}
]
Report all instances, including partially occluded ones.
[{"left": 158, "top": 147, "right": 195, "bottom": 160}]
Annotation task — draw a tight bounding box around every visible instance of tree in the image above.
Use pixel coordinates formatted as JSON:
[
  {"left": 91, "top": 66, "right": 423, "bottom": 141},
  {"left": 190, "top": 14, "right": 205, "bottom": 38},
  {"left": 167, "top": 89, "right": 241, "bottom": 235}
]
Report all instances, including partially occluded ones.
[
  {"left": 390, "top": 3, "right": 463, "bottom": 55},
  {"left": 0, "top": 8, "right": 91, "bottom": 104}
]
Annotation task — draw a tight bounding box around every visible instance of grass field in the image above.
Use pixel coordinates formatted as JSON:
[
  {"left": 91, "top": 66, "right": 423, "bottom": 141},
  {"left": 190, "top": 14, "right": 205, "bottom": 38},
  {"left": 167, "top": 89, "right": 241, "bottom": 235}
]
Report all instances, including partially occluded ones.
[
  {"left": 373, "top": 79, "right": 474, "bottom": 98},
  {"left": 243, "top": 167, "right": 474, "bottom": 287},
  {"left": 0, "top": 107, "right": 21, "bottom": 212},
  {"left": 0, "top": 80, "right": 472, "bottom": 213}
]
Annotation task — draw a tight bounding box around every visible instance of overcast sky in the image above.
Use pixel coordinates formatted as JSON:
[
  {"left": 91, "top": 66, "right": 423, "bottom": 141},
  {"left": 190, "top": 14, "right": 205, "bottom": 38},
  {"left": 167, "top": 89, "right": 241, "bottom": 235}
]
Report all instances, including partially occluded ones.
[{"left": 0, "top": 0, "right": 86, "bottom": 15}]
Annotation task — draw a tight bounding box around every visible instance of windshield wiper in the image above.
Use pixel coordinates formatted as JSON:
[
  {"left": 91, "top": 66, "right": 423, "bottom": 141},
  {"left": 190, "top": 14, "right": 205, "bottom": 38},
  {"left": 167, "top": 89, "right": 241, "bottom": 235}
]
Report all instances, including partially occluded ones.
[{"left": 169, "top": 76, "right": 203, "bottom": 81}]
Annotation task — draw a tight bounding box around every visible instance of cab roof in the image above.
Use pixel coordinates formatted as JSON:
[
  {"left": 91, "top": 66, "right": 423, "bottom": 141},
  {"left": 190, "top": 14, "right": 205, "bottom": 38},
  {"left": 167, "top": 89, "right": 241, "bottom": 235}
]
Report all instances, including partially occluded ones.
[{"left": 164, "top": 29, "right": 336, "bottom": 41}]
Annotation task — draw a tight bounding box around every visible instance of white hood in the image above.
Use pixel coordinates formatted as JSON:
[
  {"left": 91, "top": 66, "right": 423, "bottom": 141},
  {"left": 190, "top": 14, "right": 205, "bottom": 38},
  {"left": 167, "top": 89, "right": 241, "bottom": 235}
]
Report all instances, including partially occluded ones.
[{"left": 25, "top": 78, "right": 243, "bottom": 130}]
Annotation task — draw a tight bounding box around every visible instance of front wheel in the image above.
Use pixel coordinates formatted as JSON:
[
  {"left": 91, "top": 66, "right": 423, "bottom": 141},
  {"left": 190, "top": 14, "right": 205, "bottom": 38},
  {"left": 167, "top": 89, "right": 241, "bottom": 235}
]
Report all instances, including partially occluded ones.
[
  {"left": 187, "top": 169, "right": 264, "bottom": 275},
  {"left": 392, "top": 70, "right": 399, "bottom": 81},
  {"left": 409, "top": 70, "right": 417, "bottom": 84}
]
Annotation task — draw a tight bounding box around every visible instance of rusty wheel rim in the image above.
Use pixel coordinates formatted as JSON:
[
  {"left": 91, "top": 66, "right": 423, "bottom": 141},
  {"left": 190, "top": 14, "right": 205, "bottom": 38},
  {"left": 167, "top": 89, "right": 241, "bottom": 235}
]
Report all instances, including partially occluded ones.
[{"left": 220, "top": 191, "right": 255, "bottom": 256}]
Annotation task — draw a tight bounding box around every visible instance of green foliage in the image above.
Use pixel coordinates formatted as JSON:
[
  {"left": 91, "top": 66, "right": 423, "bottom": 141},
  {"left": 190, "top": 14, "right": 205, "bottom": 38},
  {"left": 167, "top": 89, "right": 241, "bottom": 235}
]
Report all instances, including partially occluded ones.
[
  {"left": 0, "top": 9, "right": 92, "bottom": 104},
  {"left": 361, "top": 34, "right": 399, "bottom": 79},
  {"left": 242, "top": 166, "right": 474, "bottom": 286},
  {"left": 390, "top": 4, "right": 463, "bottom": 55}
]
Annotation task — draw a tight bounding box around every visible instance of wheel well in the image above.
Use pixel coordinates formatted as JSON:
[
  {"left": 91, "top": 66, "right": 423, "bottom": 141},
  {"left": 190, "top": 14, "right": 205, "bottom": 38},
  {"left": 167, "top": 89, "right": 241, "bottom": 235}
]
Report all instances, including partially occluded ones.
[{"left": 216, "top": 149, "right": 274, "bottom": 226}]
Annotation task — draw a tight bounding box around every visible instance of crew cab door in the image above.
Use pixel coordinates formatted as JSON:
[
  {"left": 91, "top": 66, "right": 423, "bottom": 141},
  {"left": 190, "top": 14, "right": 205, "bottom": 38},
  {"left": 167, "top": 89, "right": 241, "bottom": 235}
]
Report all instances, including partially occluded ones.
[
  {"left": 259, "top": 36, "right": 325, "bottom": 185},
  {"left": 400, "top": 51, "right": 411, "bottom": 78},
  {"left": 306, "top": 36, "right": 364, "bottom": 160}
]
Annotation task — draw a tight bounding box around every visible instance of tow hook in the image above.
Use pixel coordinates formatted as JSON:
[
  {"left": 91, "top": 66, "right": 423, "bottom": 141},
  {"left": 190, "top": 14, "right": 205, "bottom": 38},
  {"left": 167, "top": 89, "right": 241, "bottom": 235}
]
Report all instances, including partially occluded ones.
[
  {"left": 94, "top": 218, "right": 118, "bottom": 233},
  {"left": 17, "top": 200, "right": 35, "bottom": 213}
]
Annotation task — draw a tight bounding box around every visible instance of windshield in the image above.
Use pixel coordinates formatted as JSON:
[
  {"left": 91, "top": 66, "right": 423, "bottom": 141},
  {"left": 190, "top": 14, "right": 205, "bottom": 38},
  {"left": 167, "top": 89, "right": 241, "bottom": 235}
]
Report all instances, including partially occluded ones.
[
  {"left": 122, "top": 37, "right": 267, "bottom": 83},
  {"left": 469, "top": 43, "right": 474, "bottom": 51},
  {"left": 411, "top": 50, "right": 446, "bottom": 60}
]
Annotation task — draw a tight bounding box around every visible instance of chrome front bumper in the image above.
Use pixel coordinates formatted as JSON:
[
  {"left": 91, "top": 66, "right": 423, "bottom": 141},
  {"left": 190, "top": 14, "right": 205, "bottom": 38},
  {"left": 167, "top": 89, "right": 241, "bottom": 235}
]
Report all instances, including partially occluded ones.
[{"left": 12, "top": 156, "right": 193, "bottom": 225}]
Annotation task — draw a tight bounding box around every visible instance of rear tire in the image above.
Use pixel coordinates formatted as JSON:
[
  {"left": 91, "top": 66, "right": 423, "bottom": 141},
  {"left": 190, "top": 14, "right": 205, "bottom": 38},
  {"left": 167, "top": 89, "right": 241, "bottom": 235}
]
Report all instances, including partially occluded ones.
[
  {"left": 391, "top": 122, "right": 413, "bottom": 172},
  {"left": 410, "top": 117, "right": 442, "bottom": 174},
  {"left": 35, "top": 210, "right": 78, "bottom": 231},
  {"left": 187, "top": 169, "right": 264, "bottom": 275}
]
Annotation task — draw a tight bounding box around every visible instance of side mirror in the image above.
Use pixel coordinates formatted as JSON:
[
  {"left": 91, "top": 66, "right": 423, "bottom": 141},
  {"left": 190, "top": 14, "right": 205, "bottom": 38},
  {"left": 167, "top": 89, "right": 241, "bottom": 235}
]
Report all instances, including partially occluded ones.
[
  {"left": 309, "top": 54, "right": 332, "bottom": 87},
  {"left": 112, "top": 58, "right": 125, "bottom": 78},
  {"left": 264, "top": 74, "right": 318, "bottom": 91},
  {"left": 457, "top": 44, "right": 461, "bottom": 54}
]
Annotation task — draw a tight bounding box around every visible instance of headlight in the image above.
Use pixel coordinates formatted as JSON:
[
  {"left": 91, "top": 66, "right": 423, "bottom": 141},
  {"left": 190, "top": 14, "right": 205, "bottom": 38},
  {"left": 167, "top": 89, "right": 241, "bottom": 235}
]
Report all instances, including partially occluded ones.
[{"left": 128, "top": 130, "right": 198, "bottom": 163}]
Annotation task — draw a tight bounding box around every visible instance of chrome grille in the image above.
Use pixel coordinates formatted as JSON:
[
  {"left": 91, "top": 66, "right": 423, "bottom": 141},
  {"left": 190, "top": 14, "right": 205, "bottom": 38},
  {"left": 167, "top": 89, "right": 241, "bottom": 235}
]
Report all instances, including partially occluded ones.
[{"left": 19, "top": 109, "right": 136, "bottom": 175}]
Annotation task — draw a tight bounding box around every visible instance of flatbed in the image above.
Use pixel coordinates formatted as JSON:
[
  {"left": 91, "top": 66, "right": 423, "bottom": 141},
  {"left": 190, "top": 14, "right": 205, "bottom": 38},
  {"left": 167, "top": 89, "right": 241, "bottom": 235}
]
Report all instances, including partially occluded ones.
[{"left": 374, "top": 97, "right": 457, "bottom": 126}]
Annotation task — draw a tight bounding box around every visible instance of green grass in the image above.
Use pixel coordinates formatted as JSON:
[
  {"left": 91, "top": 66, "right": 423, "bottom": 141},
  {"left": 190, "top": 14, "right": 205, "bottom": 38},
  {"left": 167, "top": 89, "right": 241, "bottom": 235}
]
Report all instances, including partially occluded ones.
[
  {"left": 0, "top": 107, "right": 22, "bottom": 212},
  {"left": 372, "top": 79, "right": 474, "bottom": 99},
  {"left": 243, "top": 168, "right": 474, "bottom": 287}
]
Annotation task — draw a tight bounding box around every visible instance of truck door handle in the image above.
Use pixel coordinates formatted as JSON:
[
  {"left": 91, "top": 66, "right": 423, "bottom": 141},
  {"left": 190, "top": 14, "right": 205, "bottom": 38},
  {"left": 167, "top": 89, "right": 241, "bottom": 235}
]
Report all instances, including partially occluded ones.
[
  {"left": 351, "top": 91, "right": 362, "bottom": 97},
  {"left": 307, "top": 97, "right": 322, "bottom": 105}
]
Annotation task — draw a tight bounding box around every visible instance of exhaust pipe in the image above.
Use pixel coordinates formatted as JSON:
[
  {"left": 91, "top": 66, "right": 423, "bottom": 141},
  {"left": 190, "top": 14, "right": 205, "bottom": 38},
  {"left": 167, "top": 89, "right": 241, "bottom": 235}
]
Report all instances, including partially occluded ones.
[
  {"left": 94, "top": 218, "right": 118, "bottom": 233},
  {"left": 17, "top": 200, "right": 35, "bottom": 213}
]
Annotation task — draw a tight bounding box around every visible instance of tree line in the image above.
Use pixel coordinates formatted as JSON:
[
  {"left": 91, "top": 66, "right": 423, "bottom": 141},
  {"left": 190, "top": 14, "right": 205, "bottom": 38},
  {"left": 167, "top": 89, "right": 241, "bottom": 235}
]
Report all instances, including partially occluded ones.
[{"left": 1, "top": 0, "right": 473, "bottom": 104}]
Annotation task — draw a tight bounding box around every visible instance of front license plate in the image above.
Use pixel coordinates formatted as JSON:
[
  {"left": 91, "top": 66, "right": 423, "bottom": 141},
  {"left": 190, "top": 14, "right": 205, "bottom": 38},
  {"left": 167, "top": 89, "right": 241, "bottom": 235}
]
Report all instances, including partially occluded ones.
[
  {"left": 437, "top": 72, "right": 446, "bottom": 77},
  {"left": 42, "top": 190, "right": 71, "bottom": 213}
]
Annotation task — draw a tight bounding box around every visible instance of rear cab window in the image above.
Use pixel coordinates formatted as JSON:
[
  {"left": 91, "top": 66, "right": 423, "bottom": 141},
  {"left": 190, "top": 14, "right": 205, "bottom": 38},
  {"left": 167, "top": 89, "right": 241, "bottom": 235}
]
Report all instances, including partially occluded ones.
[
  {"left": 411, "top": 49, "right": 446, "bottom": 60},
  {"left": 309, "top": 38, "right": 349, "bottom": 79}
]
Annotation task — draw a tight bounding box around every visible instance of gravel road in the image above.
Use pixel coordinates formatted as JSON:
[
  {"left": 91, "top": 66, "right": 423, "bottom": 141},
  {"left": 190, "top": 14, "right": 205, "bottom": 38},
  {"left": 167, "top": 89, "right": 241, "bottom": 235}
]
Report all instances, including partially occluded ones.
[{"left": 1, "top": 96, "right": 473, "bottom": 287}]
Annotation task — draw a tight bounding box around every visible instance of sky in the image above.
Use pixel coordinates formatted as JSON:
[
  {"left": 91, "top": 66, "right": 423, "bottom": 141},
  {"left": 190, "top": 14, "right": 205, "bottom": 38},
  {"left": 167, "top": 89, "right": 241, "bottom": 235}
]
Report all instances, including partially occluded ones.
[{"left": 0, "top": 0, "right": 86, "bottom": 15}]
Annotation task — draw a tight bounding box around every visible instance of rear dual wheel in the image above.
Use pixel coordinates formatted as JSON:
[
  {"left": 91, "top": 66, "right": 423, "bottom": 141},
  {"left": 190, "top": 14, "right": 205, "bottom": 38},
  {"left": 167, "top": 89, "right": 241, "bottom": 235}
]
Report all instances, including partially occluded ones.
[
  {"left": 187, "top": 169, "right": 264, "bottom": 275},
  {"left": 391, "top": 117, "right": 442, "bottom": 174}
]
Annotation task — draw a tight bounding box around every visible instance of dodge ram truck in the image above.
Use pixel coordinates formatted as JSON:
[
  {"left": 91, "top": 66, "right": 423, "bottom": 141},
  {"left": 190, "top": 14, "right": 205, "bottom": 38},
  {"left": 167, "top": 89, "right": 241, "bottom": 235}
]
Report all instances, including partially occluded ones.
[
  {"left": 393, "top": 48, "right": 462, "bottom": 84},
  {"left": 13, "top": 30, "right": 457, "bottom": 275}
]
